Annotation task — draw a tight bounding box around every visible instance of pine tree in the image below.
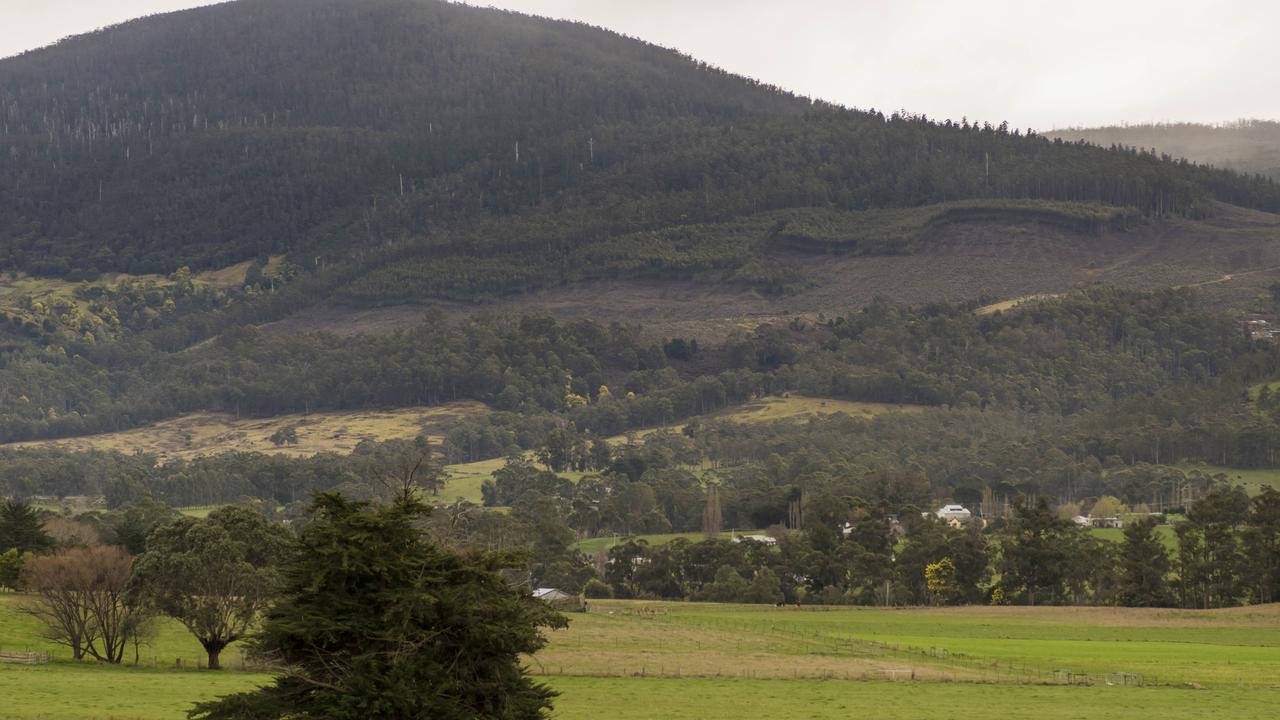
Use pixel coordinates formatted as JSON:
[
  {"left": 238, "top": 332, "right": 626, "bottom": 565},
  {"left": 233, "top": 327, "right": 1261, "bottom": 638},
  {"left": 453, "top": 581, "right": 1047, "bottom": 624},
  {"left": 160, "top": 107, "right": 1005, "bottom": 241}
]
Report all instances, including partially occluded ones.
[
  {"left": 996, "top": 498, "right": 1075, "bottom": 605},
  {"left": 1117, "top": 517, "right": 1173, "bottom": 607},
  {"left": 0, "top": 500, "right": 53, "bottom": 555},
  {"left": 190, "top": 492, "right": 566, "bottom": 720}
]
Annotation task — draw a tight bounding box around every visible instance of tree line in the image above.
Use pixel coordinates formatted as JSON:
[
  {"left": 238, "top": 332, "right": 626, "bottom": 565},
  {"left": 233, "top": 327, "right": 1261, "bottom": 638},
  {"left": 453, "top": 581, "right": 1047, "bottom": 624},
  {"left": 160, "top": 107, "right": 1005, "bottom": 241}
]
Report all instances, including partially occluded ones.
[{"left": 2, "top": 486, "right": 562, "bottom": 718}]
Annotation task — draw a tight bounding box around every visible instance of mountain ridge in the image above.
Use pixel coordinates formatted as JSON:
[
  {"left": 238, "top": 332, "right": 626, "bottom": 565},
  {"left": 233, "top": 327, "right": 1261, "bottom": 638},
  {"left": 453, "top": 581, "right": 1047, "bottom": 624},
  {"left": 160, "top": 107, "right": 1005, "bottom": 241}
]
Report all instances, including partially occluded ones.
[{"left": 3, "top": 0, "right": 1278, "bottom": 296}]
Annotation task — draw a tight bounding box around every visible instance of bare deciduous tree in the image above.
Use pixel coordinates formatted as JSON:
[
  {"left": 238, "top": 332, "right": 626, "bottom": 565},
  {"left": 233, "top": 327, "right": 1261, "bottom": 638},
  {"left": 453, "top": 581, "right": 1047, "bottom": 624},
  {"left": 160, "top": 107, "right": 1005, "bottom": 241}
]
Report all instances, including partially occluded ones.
[{"left": 21, "top": 545, "right": 149, "bottom": 663}]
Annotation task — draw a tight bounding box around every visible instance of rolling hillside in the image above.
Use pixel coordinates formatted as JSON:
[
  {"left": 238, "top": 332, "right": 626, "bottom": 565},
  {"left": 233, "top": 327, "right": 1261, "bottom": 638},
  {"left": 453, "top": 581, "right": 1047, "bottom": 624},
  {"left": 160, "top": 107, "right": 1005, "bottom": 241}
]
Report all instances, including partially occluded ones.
[
  {"left": 2, "top": 0, "right": 1278, "bottom": 298},
  {"left": 0, "top": 0, "right": 1278, "bottom": 456}
]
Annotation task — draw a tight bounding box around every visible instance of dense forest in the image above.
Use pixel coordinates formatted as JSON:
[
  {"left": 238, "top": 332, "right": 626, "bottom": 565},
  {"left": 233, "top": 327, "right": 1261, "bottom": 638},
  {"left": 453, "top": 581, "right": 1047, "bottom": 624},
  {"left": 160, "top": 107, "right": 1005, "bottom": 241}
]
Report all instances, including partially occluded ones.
[
  {"left": 0, "top": 287, "right": 1274, "bottom": 454},
  {"left": 1, "top": 0, "right": 1278, "bottom": 303},
  {"left": 5, "top": 287, "right": 1280, "bottom": 497}
]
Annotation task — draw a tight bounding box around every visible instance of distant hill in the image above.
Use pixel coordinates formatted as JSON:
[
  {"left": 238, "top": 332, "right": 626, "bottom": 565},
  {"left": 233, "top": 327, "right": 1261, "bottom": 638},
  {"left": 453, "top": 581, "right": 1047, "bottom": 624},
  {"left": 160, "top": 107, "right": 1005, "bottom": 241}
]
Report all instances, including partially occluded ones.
[
  {"left": 2, "top": 0, "right": 1278, "bottom": 299},
  {"left": 1047, "top": 121, "right": 1280, "bottom": 180}
]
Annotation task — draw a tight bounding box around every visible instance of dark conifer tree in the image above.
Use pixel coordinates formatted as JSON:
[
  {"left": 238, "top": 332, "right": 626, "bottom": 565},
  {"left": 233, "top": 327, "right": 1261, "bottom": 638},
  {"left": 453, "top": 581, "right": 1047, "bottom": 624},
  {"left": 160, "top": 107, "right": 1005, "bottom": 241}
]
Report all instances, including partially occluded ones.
[
  {"left": 190, "top": 492, "right": 566, "bottom": 720},
  {"left": 1117, "top": 516, "right": 1174, "bottom": 607}
]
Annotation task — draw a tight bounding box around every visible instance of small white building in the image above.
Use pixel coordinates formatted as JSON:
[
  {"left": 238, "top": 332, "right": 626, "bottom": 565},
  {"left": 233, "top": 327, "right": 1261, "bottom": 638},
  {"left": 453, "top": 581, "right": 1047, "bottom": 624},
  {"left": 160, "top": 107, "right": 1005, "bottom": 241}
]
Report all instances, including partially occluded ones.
[
  {"left": 532, "top": 587, "right": 586, "bottom": 611},
  {"left": 732, "top": 533, "right": 778, "bottom": 546},
  {"left": 1072, "top": 515, "right": 1092, "bottom": 527},
  {"left": 533, "top": 588, "right": 575, "bottom": 602},
  {"left": 935, "top": 504, "right": 972, "bottom": 522}
]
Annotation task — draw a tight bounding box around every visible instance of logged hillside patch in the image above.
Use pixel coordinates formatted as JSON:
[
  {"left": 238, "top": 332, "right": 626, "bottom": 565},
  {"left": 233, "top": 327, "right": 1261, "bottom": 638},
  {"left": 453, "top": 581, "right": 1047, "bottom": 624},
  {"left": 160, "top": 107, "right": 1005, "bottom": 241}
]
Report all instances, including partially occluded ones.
[{"left": 769, "top": 200, "right": 1138, "bottom": 255}]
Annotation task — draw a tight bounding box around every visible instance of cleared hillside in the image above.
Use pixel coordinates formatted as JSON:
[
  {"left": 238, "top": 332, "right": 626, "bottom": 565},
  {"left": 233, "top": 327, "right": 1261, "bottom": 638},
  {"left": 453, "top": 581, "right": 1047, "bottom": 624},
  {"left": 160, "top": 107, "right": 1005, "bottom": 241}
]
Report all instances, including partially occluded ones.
[
  {"left": 270, "top": 201, "right": 1280, "bottom": 340},
  {"left": 4, "top": 402, "right": 484, "bottom": 461}
]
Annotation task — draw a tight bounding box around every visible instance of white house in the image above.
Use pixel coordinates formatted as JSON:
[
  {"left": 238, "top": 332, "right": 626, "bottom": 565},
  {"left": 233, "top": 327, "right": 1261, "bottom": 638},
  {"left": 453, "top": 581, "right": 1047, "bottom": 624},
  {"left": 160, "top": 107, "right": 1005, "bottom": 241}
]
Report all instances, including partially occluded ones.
[{"left": 935, "top": 504, "right": 972, "bottom": 522}]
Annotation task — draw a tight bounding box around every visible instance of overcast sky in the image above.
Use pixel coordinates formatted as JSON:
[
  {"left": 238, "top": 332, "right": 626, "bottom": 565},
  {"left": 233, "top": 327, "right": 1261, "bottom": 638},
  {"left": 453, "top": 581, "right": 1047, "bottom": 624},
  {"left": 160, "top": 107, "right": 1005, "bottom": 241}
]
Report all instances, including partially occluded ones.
[{"left": 3, "top": 0, "right": 1278, "bottom": 130}]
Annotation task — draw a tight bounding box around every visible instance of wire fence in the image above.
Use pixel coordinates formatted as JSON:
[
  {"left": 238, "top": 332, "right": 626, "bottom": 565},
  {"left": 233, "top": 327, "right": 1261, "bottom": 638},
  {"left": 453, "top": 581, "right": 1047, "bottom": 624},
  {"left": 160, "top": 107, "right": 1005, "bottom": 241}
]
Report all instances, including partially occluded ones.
[{"left": 0, "top": 646, "right": 270, "bottom": 672}]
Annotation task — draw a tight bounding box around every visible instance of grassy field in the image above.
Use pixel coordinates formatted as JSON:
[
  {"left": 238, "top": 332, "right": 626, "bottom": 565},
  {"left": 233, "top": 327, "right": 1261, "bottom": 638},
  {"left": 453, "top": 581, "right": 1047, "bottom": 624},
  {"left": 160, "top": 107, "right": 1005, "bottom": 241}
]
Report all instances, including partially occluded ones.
[
  {"left": 1184, "top": 464, "right": 1280, "bottom": 495},
  {"left": 546, "top": 677, "right": 1280, "bottom": 720},
  {"left": 536, "top": 602, "right": 1280, "bottom": 689},
  {"left": 602, "top": 394, "right": 913, "bottom": 446},
  {"left": 2, "top": 594, "right": 1278, "bottom": 719},
  {"left": 573, "top": 530, "right": 763, "bottom": 554},
  {"left": 1090, "top": 524, "right": 1178, "bottom": 550},
  {"left": 439, "top": 456, "right": 508, "bottom": 504},
  {"left": 700, "top": 395, "right": 913, "bottom": 425},
  {"left": 2, "top": 402, "right": 485, "bottom": 462},
  {"left": 0, "top": 663, "right": 270, "bottom": 720}
]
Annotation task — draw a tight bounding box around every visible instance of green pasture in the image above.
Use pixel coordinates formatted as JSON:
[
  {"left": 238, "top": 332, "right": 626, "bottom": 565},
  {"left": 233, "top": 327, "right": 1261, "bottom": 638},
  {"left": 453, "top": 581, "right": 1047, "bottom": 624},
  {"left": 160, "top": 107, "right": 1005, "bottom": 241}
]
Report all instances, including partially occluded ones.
[
  {"left": 0, "top": 663, "right": 269, "bottom": 720},
  {"left": 440, "top": 456, "right": 507, "bottom": 504},
  {"left": 1185, "top": 464, "right": 1280, "bottom": 495},
  {"left": 648, "top": 602, "right": 1280, "bottom": 687},
  {"left": 1090, "top": 524, "right": 1178, "bottom": 550},
  {"left": 574, "top": 530, "right": 764, "bottom": 554},
  {"left": 546, "top": 677, "right": 1280, "bottom": 720},
  {"left": 1, "top": 593, "right": 1279, "bottom": 719}
]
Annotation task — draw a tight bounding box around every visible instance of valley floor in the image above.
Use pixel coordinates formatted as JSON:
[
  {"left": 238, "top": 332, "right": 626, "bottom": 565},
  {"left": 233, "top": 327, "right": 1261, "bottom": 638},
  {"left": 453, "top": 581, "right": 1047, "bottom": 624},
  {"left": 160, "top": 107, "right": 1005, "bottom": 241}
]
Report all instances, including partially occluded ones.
[{"left": 3, "top": 596, "right": 1277, "bottom": 719}]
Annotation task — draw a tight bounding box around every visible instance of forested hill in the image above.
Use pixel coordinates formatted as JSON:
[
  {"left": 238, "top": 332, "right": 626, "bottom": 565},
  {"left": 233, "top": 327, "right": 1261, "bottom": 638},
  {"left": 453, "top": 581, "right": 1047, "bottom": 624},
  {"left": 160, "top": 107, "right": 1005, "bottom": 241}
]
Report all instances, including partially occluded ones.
[
  {"left": 1048, "top": 121, "right": 1280, "bottom": 181},
  {"left": 2, "top": 0, "right": 1279, "bottom": 288}
]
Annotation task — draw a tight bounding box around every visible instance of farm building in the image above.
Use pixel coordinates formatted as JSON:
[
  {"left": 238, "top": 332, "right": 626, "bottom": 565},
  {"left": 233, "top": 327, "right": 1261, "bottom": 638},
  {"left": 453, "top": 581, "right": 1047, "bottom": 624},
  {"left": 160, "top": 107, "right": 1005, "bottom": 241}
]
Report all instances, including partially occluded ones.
[
  {"left": 934, "top": 504, "right": 972, "bottom": 522},
  {"left": 1071, "top": 516, "right": 1124, "bottom": 529},
  {"left": 732, "top": 533, "right": 778, "bottom": 545},
  {"left": 533, "top": 587, "right": 586, "bottom": 612}
]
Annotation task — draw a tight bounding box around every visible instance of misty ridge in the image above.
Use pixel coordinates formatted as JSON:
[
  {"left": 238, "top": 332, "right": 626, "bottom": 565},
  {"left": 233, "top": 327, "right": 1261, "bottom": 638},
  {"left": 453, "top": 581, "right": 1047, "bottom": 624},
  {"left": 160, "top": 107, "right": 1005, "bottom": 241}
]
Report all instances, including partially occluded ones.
[{"left": 1051, "top": 120, "right": 1280, "bottom": 180}]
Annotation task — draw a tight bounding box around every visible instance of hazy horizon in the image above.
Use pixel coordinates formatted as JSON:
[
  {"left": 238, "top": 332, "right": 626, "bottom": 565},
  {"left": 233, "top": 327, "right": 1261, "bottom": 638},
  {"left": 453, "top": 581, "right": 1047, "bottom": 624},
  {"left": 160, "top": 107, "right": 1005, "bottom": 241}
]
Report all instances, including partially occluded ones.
[{"left": 3, "top": 0, "right": 1278, "bottom": 131}]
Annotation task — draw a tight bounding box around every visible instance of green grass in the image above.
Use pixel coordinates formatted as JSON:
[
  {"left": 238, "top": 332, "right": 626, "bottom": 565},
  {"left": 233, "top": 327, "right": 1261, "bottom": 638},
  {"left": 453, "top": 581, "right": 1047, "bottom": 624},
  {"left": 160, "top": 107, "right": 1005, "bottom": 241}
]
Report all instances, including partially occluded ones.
[
  {"left": 2, "top": 594, "right": 1278, "bottom": 719},
  {"left": 0, "top": 662, "right": 269, "bottom": 719},
  {"left": 0, "top": 592, "right": 266, "bottom": 719},
  {"left": 574, "top": 530, "right": 762, "bottom": 554},
  {"left": 1183, "top": 464, "right": 1280, "bottom": 495},
  {"left": 631, "top": 602, "right": 1280, "bottom": 688},
  {"left": 1247, "top": 379, "right": 1280, "bottom": 400},
  {"left": 1090, "top": 524, "right": 1178, "bottom": 551},
  {"left": 546, "top": 677, "right": 1280, "bottom": 720},
  {"left": 1, "top": 665, "right": 1274, "bottom": 720},
  {"left": 439, "top": 456, "right": 508, "bottom": 504}
]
